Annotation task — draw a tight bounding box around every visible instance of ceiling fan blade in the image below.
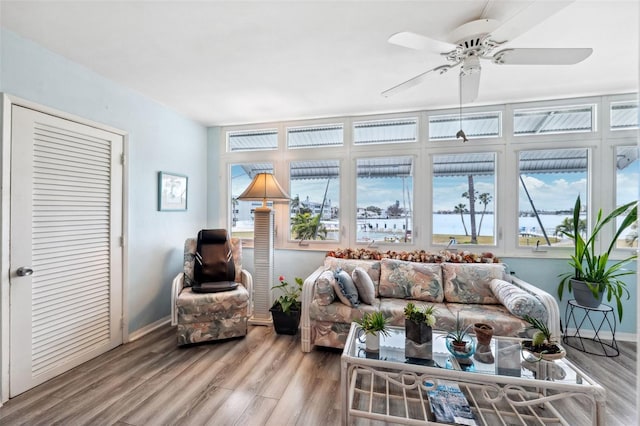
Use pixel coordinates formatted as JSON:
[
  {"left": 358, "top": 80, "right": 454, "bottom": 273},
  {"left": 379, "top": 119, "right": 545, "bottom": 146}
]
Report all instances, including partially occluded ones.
[
  {"left": 489, "top": 0, "right": 574, "bottom": 42},
  {"left": 388, "top": 31, "right": 454, "bottom": 52},
  {"left": 382, "top": 65, "right": 451, "bottom": 97},
  {"left": 493, "top": 48, "right": 593, "bottom": 65},
  {"left": 460, "top": 69, "right": 481, "bottom": 104}
]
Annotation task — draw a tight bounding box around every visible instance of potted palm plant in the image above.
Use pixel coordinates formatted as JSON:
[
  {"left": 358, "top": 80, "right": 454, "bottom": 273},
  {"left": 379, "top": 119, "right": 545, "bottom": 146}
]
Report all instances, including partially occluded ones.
[
  {"left": 270, "top": 275, "right": 303, "bottom": 335},
  {"left": 355, "top": 311, "right": 390, "bottom": 352},
  {"left": 558, "top": 196, "right": 637, "bottom": 321}
]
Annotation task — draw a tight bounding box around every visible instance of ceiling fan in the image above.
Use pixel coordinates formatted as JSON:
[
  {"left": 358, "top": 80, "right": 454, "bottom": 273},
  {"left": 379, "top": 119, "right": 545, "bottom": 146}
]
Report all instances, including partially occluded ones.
[{"left": 381, "top": 2, "right": 593, "bottom": 103}]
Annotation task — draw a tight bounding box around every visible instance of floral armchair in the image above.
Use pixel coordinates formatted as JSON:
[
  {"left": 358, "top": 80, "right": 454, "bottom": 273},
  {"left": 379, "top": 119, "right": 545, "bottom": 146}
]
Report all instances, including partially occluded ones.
[{"left": 171, "top": 234, "right": 253, "bottom": 345}]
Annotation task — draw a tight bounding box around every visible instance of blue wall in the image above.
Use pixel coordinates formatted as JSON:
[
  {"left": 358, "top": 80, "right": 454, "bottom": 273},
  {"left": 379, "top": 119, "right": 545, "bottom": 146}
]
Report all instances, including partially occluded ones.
[{"left": 0, "top": 29, "right": 209, "bottom": 332}]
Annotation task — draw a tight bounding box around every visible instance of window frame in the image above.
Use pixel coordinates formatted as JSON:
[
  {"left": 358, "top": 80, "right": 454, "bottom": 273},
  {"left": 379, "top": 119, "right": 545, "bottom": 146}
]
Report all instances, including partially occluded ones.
[{"left": 217, "top": 94, "right": 636, "bottom": 260}]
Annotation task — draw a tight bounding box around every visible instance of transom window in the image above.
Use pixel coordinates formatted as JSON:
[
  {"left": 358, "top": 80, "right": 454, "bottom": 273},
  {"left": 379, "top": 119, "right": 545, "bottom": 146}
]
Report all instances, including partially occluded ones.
[
  {"left": 287, "top": 124, "right": 343, "bottom": 148},
  {"left": 610, "top": 101, "right": 639, "bottom": 130},
  {"left": 227, "top": 129, "right": 278, "bottom": 152},
  {"left": 429, "top": 112, "right": 501, "bottom": 141},
  {"left": 353, "top": 118, "right": 418, "bottom": 145},
  {"left": 514, "top": 105, "right": 594, "bottom": 135}
]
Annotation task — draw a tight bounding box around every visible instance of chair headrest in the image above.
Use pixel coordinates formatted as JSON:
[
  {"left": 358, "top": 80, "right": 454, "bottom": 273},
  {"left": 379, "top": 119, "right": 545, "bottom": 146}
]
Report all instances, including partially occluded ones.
[{"left": 197, "top": 229, "right": 229, "bottom": 244}]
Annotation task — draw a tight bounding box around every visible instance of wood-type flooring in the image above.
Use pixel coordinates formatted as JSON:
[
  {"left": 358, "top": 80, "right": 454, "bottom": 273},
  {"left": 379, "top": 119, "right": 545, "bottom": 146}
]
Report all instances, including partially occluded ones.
[{"left": 0, "top": 325, "right": 636, "bottom": 425}]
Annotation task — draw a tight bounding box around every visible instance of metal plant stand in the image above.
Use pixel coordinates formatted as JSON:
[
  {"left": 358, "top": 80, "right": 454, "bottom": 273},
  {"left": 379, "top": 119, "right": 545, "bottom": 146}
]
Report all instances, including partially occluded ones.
[{"left": 563, "top": 299, "right": 619, "bottom": 357}]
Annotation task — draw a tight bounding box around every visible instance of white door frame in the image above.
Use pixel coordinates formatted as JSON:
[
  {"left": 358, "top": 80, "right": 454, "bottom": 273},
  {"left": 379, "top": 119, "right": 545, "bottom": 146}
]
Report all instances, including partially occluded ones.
[{"left": 0, "top": 93, "right": 129, "bottom": 404}]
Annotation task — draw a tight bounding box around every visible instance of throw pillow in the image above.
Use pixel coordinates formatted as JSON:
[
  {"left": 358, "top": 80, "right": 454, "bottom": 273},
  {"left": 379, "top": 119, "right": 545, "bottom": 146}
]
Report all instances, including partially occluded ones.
[
  {"left": 333, "top": 268, "right": 359, "bottom": 307},
  {"left": 352, "top": 267, "right": 376, "bottom": 305},
  {"left": 442, "top": 263, "right": 503, "bottom": 304},
  {"left": 490, "top": 278, "right": 548, "bottom": 323},
  {"left": 315, "top": 269, "right": 336, "bottom": 306}
]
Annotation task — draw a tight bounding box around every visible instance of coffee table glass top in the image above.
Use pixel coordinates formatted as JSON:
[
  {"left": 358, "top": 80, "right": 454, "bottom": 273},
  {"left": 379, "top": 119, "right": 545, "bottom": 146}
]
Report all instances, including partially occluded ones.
[{"left": 346, "top": 324, "right": 592, "bottom": 387}]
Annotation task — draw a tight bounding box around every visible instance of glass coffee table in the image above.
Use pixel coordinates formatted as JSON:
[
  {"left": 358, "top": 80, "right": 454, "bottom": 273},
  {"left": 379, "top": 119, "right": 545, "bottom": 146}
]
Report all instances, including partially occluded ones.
[{"left": 341, "top": 323, "right": 606, "bottom": 425}]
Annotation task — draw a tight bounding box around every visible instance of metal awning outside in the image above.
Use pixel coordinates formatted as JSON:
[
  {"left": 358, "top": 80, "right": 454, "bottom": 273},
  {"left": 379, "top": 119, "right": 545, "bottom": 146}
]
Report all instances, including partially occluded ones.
[{"left": 238, "top": 147, "right": 637, "bottom": 180}]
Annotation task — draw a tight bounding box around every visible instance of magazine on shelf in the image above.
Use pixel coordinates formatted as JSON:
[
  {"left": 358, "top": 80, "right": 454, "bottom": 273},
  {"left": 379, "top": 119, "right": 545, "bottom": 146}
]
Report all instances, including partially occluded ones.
[{"left": 427, "top": 382, "right": 477, "bottom": 426}]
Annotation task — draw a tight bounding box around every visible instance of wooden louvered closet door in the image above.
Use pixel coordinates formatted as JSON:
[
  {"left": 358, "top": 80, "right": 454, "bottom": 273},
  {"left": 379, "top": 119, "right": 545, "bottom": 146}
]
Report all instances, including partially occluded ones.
[{"left": 9, "top": 105, "right": 123, "bottom": 397}]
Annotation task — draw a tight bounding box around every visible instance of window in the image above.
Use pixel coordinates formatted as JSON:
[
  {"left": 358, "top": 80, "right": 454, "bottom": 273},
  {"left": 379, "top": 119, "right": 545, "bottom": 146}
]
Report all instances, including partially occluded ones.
[
  {"left": 429, "top": 112, "right": 501, "bottom": 141},
  {"left": 356, "top": 157, "right": 413, "bottom": 243},
  {"left": 514, "top": 105, "right": 594, "bottom": 135},
  {"left": 228, "top": 129, "right": 278, "bottom": 152},
  {"left": 616, "top": 145, "right": 639, "bottom": 248},
  {"left": 287, "top": 124, "right": 343, "bottom": 148},
  {"left": 611, "top": 101, "right": 639, "bottom": 130},
  {"left": 353, "top": 118, "right": 417, "bottom": 145},
  {"left": 518, "top": 148, "right": 588, "bottom": 247},
  {"left": 222, "top": 94, "right": 630, "bottom": 254},
  {"left": 230, "top": 163, "right": 273, "bottom": 238},
  {"left": 289, "top": 160, "right": 340, "bottom": 241},
  {"left": 432, "top": 153, "right": 496, "bottom": 245}
]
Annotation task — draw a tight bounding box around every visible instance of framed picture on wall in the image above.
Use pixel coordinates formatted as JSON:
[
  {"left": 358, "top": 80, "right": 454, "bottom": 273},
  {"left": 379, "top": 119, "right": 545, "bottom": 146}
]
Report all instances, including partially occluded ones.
[{"left": 158, "top": 171, "right": 188, "bottom": 211}]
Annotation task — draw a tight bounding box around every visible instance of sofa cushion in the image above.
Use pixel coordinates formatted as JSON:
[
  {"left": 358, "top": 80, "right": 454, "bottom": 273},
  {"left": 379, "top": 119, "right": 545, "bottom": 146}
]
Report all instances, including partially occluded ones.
[
  {"left": 445, "top": 303, "right": 530, "bottom": 337},
  {"left": 378, "top": 299, "right": 456, "bottom": 329},
  {"left": 352, "top": 267, "right": 376, "bottom": 305},
  {"left": 442, "top": 263, "right": 504, "bottom": 304},
  {"left": 177, "top": 285, "right": 249, "bottom": 324},
  {"left": 309, "top": 299, "right": 381, "bottom": 323},
  {"left": 379, "top": 259, "right": 444, "bottom": 302},
  {"left": 324, "top": 257, "right": 381, "bottom": 295},
  {"left": 490, "top": 279, "right": 548, "bottom": 323},
  {"left": 333, "top": 269, "right": 359, "bottom": 307},
  {"left": 314, "top": 269, "right": 336, "bottom": 306}
]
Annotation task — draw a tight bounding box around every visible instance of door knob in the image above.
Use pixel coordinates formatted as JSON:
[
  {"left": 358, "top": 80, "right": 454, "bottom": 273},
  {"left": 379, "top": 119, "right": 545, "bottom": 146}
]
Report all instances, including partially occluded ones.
[{"left": 16, "top": 267, "right": 33, "bottom": 276}]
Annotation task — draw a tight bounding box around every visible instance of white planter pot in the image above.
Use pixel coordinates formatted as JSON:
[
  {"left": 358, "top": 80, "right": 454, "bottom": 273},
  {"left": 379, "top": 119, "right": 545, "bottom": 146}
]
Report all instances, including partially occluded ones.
[{"left": 365, "top": 332, "right": 380, "bottom": 352}]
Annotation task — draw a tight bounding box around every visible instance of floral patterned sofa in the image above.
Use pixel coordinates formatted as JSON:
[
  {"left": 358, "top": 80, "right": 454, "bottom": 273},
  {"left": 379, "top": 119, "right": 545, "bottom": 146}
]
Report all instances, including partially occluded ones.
[{"left": 300, "top": 249, "right": 560, "bottom": 352}]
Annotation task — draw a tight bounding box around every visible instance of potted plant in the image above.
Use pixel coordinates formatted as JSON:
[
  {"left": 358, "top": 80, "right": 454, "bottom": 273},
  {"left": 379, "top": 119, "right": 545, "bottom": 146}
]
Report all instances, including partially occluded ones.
[
  {"left": 521, "top": 315, "right": 565, "bottom": 361},
  {"left": 270, "top": 275, "right": 303, "bottom": 335},
  {"left": 558, "top": 196, "right": 637, "bottom": 321},
  {"left": 404, "top": 302, "right": 436, "bottom": 344},
  {"left": 445, "top": 313, "right": 474, "bottom": 357},
  {"left": 355, "top": 311, "right": 390, "bottom": 352}
]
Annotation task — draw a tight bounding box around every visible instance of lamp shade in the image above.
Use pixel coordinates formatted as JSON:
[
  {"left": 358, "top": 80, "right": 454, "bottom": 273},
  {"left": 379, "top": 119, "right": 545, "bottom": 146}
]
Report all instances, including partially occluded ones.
[{"left": 237, "top": 173, "right": 290, "bottom": 207}]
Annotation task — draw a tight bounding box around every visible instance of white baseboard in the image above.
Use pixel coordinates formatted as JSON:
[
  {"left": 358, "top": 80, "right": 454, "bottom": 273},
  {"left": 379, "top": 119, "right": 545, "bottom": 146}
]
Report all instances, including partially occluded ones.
[
  {"left": 128, "top": 316, "right": 171, "bottom": 342},
  {"left": 564, "top": 328, "right": 636, "bottom": 342}
]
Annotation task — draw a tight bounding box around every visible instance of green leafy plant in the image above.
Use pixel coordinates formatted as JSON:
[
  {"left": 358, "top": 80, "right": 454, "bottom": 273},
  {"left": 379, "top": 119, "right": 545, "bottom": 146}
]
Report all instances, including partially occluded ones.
[
  {"left": 355, "top": 311, "right": 390, "bottom": 337},
  {"left": 522, "top": 315, "right": 555, "bottom": 348},
  {"left": 558, "top": 196, "right": 637, "bottom": 321},
  {"left": 272, "top": 275, "right": 303, "bottom": 315},
  {"left": 403, "top": 302, "right": 437, "bottom": 326},
  {"left": 445, "top": 313, "right": 473, "bottom": 344},
  {"left": 521, "top": 315, "right": 564, "bottom": 361}
]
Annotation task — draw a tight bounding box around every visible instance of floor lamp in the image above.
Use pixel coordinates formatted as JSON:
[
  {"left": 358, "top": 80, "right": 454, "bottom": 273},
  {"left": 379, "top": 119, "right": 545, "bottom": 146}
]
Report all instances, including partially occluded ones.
[{"left": 237, "top": 173, "right": 290, "bottom": 326}]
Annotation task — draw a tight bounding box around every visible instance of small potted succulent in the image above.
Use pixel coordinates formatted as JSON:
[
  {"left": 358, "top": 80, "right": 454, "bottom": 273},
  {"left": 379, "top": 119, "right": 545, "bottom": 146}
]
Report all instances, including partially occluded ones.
[
  {"left": 520, "top": 315, "right": 565, "bottom": 361},
  {"left": 404, "top": 302, "right": 436, "bottom": 344},
  {"left": 270, "top": 275, "right": 303, "bottom": 335},
  {"left": 355, "top": 311, "right": 390, "bottom": 352},
  {"left": 445, "top": 313, "right": 474, "bottom": 358}
]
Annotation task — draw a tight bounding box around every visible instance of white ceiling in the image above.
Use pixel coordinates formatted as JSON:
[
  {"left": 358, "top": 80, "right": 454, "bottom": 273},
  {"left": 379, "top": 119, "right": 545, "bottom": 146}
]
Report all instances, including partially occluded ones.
[{"left": 1, "top": 0, "right": 638, "bottom": 126}]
